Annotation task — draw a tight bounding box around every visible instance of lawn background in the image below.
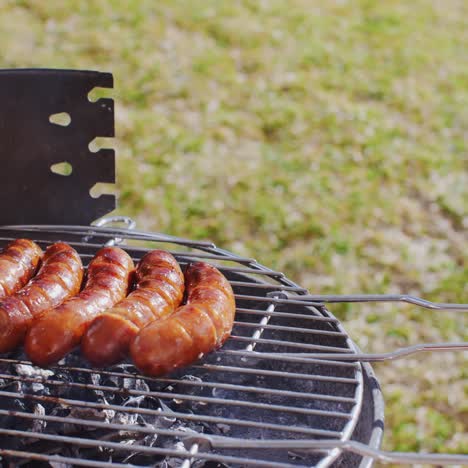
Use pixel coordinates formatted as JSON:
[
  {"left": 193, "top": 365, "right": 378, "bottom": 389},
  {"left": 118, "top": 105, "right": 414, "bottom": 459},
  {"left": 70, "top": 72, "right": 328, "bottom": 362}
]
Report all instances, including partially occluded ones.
[{"left": 1, "top": 0, "right": 467, "bottom": 465}]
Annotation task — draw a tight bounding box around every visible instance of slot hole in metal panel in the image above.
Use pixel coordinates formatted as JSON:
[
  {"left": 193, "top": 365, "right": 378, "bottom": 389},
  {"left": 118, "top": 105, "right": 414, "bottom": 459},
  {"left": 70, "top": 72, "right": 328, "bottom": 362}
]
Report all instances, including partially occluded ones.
[
  {"left": 50, "top": 162, "right": 73, "bottom": 176},
  {"left": 49, "top": 112, "right": 71, "bottom": 127},
  {"left": 88, "top": 137, "right": 114, "bottom": 153},
  {"left": 89, "top": 182, "right": 117, "bottom": 199},
  {"left": 88, "top": 87, "right": 113, "bottom": 103}
]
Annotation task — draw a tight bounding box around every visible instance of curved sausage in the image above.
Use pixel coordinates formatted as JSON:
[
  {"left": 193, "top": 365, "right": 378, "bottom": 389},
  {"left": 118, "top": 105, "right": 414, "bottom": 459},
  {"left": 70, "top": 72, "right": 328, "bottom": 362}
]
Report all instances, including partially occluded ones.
[
  {"left": 130, "top": 262, "right": 235, "bottom": 376},
  {"left": 81, "top": 250, "right": 184, "bottom": 367},
  {"left": 0, "top": 239, "right": 43, "bottom": 298},
  {"left": 25, "top": 246, "right": 134, "bottom": 366},
  {"left": 0, "top": 242, "right": 83, "bottom": 353}
]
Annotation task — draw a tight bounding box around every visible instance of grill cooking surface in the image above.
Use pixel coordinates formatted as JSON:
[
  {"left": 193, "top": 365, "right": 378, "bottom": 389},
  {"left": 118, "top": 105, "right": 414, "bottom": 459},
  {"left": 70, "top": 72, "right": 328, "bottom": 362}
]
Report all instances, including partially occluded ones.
[{"left": 0, "top": 225, "right": 365, "bottom": 468}]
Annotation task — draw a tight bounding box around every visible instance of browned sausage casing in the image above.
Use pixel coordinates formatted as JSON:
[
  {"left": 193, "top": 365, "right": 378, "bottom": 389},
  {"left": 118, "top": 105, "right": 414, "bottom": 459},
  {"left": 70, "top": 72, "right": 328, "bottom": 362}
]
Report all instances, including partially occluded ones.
[
  {"left": 25, "top": 246, "right": 134, "bottom": 366},
  {"left": 130, "top": 262, "right": 235, "bottom": 376},
  {"left": 0, "top": 239, "right": 43, "bottom": 298},
  {"left": 81, "top": 250, "right": 185, "bottom": 367},
  {"left": 0, "top": 242, "right": 83, "bottom": 353}
]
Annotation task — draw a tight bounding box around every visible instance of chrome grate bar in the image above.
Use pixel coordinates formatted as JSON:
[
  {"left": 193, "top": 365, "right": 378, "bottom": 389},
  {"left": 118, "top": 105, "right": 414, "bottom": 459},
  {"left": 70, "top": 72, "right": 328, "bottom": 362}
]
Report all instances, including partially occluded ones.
[
  {"left": 300, "top": 294, "right": 468, "bottom": 311},
  {"left": 0, "top": 356, "right": 360, "bottom": 384},
  {"left": 0, "top": 450, "right": 133, "bottom": 468},
  {"left": 276, "top": 342, "right": 468, "bottom": 362},
  {"left": 196, "top": 363, "right": 360, "bottom": 384},
  {"left": 0, "top": 389, "right": 341, "bottom": 438},
  {"left": 235, "top": 307, "right": 338, "bottom": 322},
  {"left": 0, "top": 377, "right": 352, "bottom": 419},
  {"left": 0, "top": 369, "right": 355, "bottom": 404},
  {"left": 231, "top": 335, "right": 352, "bottom": 353},
  {"left": 244, "top": 302, "right": 274, "bottom": 352},
  {"left": 0, "top": 225, "right": 217, "bottom": 248},
  {"left": 234, "top": 321, "right": 347, "bottom": 337},
  {"left": 186, "top": 436, "right": 468, "bottom": 466},
  {"left": 219, "top": 349, "right": 360, "bottom": 367},
  {"left": 0, "top": 429, "right": 311, "bottom": 468}
]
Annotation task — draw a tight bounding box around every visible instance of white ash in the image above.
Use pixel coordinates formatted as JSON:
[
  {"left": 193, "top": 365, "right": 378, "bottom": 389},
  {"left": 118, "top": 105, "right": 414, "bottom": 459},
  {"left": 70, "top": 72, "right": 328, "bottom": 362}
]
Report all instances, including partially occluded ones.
[
  {"left": 216, "top": 423, "right": 230, "bottom": 434},
  {"left": 15, "top": 364, "right": 54, "bottom": 379},
  {"left": 122, "top": 394, "right": 145, "bottom": 407},
  {"left": 181, "top": 375, "right": 203, "bottom": 384},
  {"left": 49, "top": 462, "right": 72, "bottom": 468},
  {"left": 90, "top": 373, "right": 104, "bottom": 397},
  {"left": 32, "top": 403, "right": 46, "bottom": 433}
]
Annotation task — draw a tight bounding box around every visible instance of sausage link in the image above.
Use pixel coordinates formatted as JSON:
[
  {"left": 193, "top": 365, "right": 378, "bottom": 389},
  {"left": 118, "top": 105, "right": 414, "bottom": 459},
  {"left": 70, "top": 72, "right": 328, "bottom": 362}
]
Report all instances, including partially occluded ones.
[
  {"left": 0, "top": 242, "right": 83, "bottom": 353},
  {"left": 25, "top": 246, "right": 134, "bottom": 366},
  {"left": 130, "top": 262, "right": 235, "bottom": 376},
  {"left": 81, "top": 250, "right": 184, "bottom": 367},
  {"left": 0, "top": 239, "right": 43, "bottom": 298}
]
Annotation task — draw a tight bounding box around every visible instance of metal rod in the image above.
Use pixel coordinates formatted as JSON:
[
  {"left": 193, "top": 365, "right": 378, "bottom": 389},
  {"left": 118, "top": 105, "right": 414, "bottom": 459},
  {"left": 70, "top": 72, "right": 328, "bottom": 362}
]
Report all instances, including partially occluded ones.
[
  {"left": 244, "top": 303, "right": 274, "bottom": 352},
  {"left": 186, "top": 436, "right": 468, "bottom": 465},
  {"left": 232, "top": 335, "right": 352, "bottom": 353},
  {"left": 235, "top": 307, "right": 337, "bottom": 322},
  {"left": 264, "top": 342, "right": 468, "bottom": 362},
  {"left": 0, "top": 450, "right": 135, "bottom": 468},
  {"left": 0, "top": 377, "right": 351, "bottom": 419},
  {"left": 219, "top": 349, "right": 360, "bottom": 367},
  {"left": 43, "top": 250, "right": 290, "bottom": 280},
  {"left": 0, "top": 407, "right": 214, "bottom": 440},
  {"left": 0, "top": 357, "right": 360, "bottom": 384},
  {"left": 210, "top": 265, "right": 285, "bottom": 277},
  {"left": 196, "top": 363, "right": 359, "bottom": 384},
  {"left": 300, "top": 294, "right": 468, "bottom": 311},
  {"left": 0, "top": 236, "right": 261, "bottom": 265},
  {"left": 0, "top": 428, "right": 309, "bottom": 468},
  {"left": 81, "top": 255, "right": 289, "bottom": 279},
  {"left": 234, "top": 294, "right": 322, "bottom": 306},
  {"left": 229, "top": 281, "right": 307, "bottom": 293},
  {"left": 93, "top": 216, "right": 136, "bottom": 230},
  {"left": 233, "top": 321, "right": 347, "bottom": 337},
  {"left": 0, "top": 389, "right": 340, "bottom": 438},
  {"left": 0, "top": 429, "right": 326, "bottom": 468},
  {"left": 0, "top": 369, "right": 355, "bottom": 404},
  {"left": 0, "top": 225, "right": 217, "bottom": 248},
  {"left": 93, "top": 216, "right": 136, "bottom": 246}
]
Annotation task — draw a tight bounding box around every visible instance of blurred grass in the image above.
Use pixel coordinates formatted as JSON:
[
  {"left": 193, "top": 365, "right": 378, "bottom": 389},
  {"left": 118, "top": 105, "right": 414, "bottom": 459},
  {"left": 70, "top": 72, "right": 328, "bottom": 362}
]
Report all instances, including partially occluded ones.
[{"left": 1, "top": 0, "right": 467, "bottom": 464}]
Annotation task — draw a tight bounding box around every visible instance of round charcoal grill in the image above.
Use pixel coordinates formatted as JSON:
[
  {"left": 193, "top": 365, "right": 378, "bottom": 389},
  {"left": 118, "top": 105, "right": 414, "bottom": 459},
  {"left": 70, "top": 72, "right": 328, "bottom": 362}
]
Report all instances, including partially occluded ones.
[
  {"left": 0, "top": 69, "right": 466, "bottom": 467},
  {"left": 0, "top": 222, "right": 466, "bottom": 468},
  {"left": 0, "top": 223, "right": 374, "bottom": 468}
]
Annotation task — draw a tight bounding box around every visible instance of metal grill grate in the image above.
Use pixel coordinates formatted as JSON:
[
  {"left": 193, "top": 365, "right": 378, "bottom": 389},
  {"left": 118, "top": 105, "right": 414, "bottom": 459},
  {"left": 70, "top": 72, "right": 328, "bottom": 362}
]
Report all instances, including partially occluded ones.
[
  {"left": 0, "top": 222, "right": 466, "bottom": 467},
  {"left": 0, "top": 224, "right": 368, "bottom": 468}
]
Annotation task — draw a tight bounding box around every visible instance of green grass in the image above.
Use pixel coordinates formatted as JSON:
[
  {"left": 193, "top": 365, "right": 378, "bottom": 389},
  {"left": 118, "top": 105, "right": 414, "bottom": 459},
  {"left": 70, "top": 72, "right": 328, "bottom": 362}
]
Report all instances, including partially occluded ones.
[{"left": 1, "top": 0, "right": 467, "bottom": 465}]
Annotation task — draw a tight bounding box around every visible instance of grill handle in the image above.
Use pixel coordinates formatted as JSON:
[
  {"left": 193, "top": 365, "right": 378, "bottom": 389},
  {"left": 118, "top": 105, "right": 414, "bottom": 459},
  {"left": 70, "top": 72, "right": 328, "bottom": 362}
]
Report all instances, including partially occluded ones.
[
  {"left": 295, "top": 294, "right": 468, "bottom": 311},
  {"left": 92, "top": 216, "right": 136, "bottom": 246},
  {"left": 248, "top": 291, "right": 467, "bottom": 465},
  {"left": 183, "top": 435, "right": 468, "bottom": 466},
  {"left": 266, "top": 291, "right": 468, "bottom": 362},
  {"left": 253, "top": 341, "right": 468, "bottom": 362}
]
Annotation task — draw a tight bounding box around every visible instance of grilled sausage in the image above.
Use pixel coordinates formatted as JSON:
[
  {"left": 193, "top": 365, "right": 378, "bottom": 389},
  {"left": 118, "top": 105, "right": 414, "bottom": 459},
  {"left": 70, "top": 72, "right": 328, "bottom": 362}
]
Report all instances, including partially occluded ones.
[
  {"left": 25, "top": 246, "right": 134, "bottom": 366},
  {"left": 0, "top": 242, "right": 83, "bottom": 353},
  {"left": 81, "top": 250, "right": 185, "bottom": 367},
  {"left": 0, "top": 239, "right": 43, "bottom": 298},
  {"left": 130, "top": 262, "right": 235, "bottom": 376}
]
